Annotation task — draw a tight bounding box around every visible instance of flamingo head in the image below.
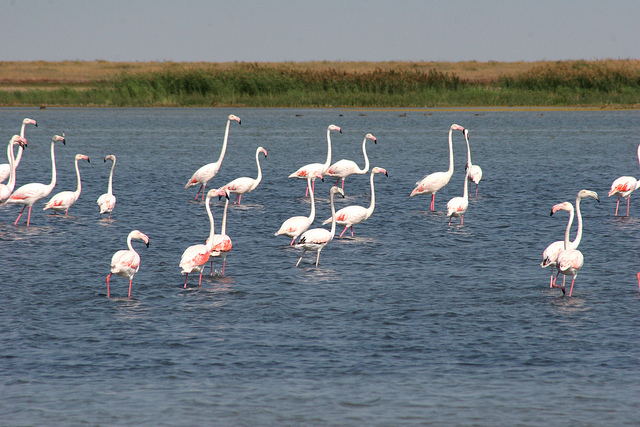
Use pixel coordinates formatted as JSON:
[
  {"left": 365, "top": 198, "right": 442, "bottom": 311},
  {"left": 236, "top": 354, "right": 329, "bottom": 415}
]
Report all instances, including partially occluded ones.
[
  {"left": 228, "top": 114, "right": 241, "bottom": 125},
  {"left": 104, "top": 154, "right": 116, "bottom": 163},
  {"left": 463, "top": 128, "right": 470, "bottom": 140},
  {"left": 75, "top": 154, "right": 90, "bottom": 163},
  {"left": 328, "top": 124, "right": 342, "bottom": 134},
  {"left": 314, "top": 171, "right": 324, "bottom": 182},
  {"left": 131, "top": 230, "right": 150, "bottom": 247},
  {"left": 451, "top": 124, "right": 465, "bottom": 133},
  {"left": 23, "top": 118, "right": 37, "bottom": 127},
  {"left": 577, "top": 189, "right": 600, "bottom": 203},
  {"left": 550, "top": 201, "right": 573, "bottom": 217},
  {"left": 372, "top": 167, "right": 388, "bottom": 177},
  {"left": 366, "top": 133, "right": 377, "bottom": 144},
  {"left": 11, "top": 135, "right": 27, "bottom": 148},
  {"left": 53, "top": 134, "right": 66, "bottom": 145},
  {"left": 258, "top": 146, "right": 267, "bottom": 158},
  {"left": 330, "top": 186, "right": 345, "bottom": 198}
]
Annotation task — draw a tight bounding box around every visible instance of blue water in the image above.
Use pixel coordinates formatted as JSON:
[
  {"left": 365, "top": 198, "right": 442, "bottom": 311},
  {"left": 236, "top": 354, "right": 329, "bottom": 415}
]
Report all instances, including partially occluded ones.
[{"left": 2, "top": 107, "right": 640, "bottom": 425}]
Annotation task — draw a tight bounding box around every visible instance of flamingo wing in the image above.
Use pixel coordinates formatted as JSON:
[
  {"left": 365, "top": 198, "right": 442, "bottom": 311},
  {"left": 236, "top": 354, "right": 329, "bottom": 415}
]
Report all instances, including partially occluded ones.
[
  {"left": 223, "top": 177, "right": 255, "bottom": 194},
  {"left": 111, "top": 250, "right": 141, "bottom": 277},
  {"left": 289, "top": 163, "right": 324, "bottom": 179},
  {"left": 411, "top": 171, "right": 449, "bottom": 196},
  {"left": 325, "top": 205, "right": 368, "bottom": 226},
  {"left": 541, "top": 240, "right": 565, "bottom": 268},
  {"left": 325, "top": 160, "right": 358, "bottom": 178},
  {"left": 7, "top": 183, "right": 49, "bottom": 205},
  {"left": 276, "top": 216, "right": 311, "bottom": 237},
  {"left": 180, "top": 244, "right": 210, "bottom": 273},
  {"left": 297, "top": 228, "right": 332, "bottom": 246},
  {"left": 186, "top": 163, "right": 220, "bottom": 188},
  {"left": 44, "top": 191, "right": 76, "bottom": 211},
  {"left": 97, "top": 193, "right": 116, "bottom": 213},
  {"left": 609, "top": 176, "right": 637, "bottom": 197}
]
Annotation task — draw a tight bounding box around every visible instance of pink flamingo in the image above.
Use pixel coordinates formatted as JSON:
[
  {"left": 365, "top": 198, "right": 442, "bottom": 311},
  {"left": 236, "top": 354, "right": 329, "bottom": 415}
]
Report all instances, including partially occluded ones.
[
  {"left": 106, "top": 230, "right": 149, "bottom": 298},
  {"left": 275, "top": 172, "right": 324, "bottom": 245},
  {"left": 289, "top": 124, "right": 341, "bottom": 196},
  {"left": 97, "top": 155, "right": 117, "bottom": 219},
  {"left": 6, "top": 134, "right": 66, "bottom": 226},
  {"left": 0, "top": 118, "right": 37, "bottom": 184},
  {"left": 208, "top": 188, "right": 233, "bottom": 275},
  {"left": 608, "top": 143, "right": 640, "bottom": 216},
  {"left": 295, "top": 186, "right": 345, "bottom": 267},
  {"left": 463, "top": 128, "right": 483, "bottom": 197},
  {"left": 322, "top": 167, "right": 388, "bottom": 237},
  {"left": 325, "top": 133, "right": 376, "bottom": 190},
  {"left": 550, "top": 202, "right": 584, "bottom": 297},
  {"left": 446, "top": 166, "right": 470, "bottom": 225},
  {"left": 180, "top": 188, "right": 228, "bottom": 288},
  {"left": 43, "top": 154, "right": 90, "bottom": 215},
  {"left": 410, "top": 124, "right": 465, "bottom": 210},
  {"left": 0, "top": 135, "right": 28, "bottom": 204},
  {"left": 541, "top": 190, "right": 599, "bottom": 288},
  {"left": 220, "top": 146, "right": 267, "bottom": 204},
  {"left": 185, "top": 114, "right": 241, "bottom": 200}
]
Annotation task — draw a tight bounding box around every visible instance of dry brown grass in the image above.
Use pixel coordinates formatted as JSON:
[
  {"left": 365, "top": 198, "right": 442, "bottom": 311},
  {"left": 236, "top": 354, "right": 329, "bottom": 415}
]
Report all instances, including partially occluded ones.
[{"left": 1, "top": 59, "right": 618, "bottom": 87}]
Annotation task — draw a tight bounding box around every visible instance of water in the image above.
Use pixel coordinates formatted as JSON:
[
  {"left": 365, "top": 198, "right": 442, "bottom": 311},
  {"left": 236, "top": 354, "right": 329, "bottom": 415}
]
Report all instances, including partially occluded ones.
[{"left": 2, "top": 107, "right": 640, "bottom": 425}]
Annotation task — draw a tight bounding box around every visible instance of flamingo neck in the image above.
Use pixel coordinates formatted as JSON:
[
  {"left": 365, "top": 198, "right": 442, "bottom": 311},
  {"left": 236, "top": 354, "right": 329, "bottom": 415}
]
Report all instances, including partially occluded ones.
[
  {"left": 465, "top": 134, "right": 472, "bottom": 166},
  {"left": 563, "top": 208, "right": 575, "bottom": 250},
  {"left": 360, "top": 136, "right": 370, "bottom": 174},
  {"left": 14, "top": 122, "right": 28, "bottom": 169},
  {"left": 126, "top": 232, "right": 136, "bottom": 252},
  {"left": 220, "top": 197, "right": 229, "bottom": 235},
  {"left": 446, "top": 127, "right": 455, "bottom": 177},
  {"left": 48, "top": 140, "right": 57, "bottom": 192},
  {"left": 206, "top": 195, "right": 216, "bottom": 247},
  {"left": 307, "top": 177, "right": 315, "bottom": 222},
  {"left": 636, "top": 144, "right": 640, "bottom": 175},
  {"left": 462, "top": 169, "right": 470, "bottom": 201},
  {"left": 73, "top": 158, "right": 83, "bottom": 197},
  {"left": 329, "top": 191, "right": 338, "bottom": 238},
  {"left": 216, "top": 118, "right": 232, "bottom": 165},
  {"left": 253, "top": 149, "right": 263, "bottom": 188},
  {"left": 107, "top": 159, "right": 116, "bottom": 195},
  {"left": 6, "top": 140, "right": 17, "bottom": 191},
  {"left": 366, "top": 170, "right": 376, "bottom": 216},
  {"left": 573, "top": 196, "right": 584, "bottom": 248},
  {"left": 323, "top": 127, "right": 332, "bottom": 171}
]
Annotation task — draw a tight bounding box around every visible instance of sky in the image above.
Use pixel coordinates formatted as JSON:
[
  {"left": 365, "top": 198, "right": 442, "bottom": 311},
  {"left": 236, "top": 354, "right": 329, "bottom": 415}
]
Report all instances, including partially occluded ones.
[{"left": 2, "top": 0, "right": 639, "bottom": 63}]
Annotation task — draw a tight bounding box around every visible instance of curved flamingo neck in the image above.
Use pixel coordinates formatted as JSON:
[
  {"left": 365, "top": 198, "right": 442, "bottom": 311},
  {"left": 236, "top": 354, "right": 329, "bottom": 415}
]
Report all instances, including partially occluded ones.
[
  {"left": 446, "top": 127, "right": 455, "bottom": 178},
  {"left": 126, "top": 232, "right": 136, "bottom": 252},
  {"left": 360, "top": 136, "right": 371, "bottom": 174},
  {"left": 307, "top": 177, "right": 316, "bottom": 222},
  {"left": 366, "top": 170, "right": 377, "bottom": 216},
  {"left": 329, "top": 191, "right": 338, "bottom": 237},
  {"left": 6, "top": 139, "right": 17, "bottom": 191},
  {"left": 107, "top": 159, "right": 116, "bottom": 195},
  {"left": 465, "top": 133, "right": 472, "bottom": 166},
  {"left": 206, "top": 195, "right": 217, "bottom": 245},
  {"left": 323, "top": 127, "right": 333, "bottom": 171},
  {"left": 573, "top": 196, "right": 584, "bottom": 248},
  {"left": 73, "top": 158, "right": 83, "bottom": 197},
  {"left": 253, "top": 148, "right": 263, "bottom": 187},
  {"left": 462, "top": 169, "right": 470, "bottom": 201},
  {"left": 14, "top": 122, "right": 28, "bottom": 169},
  {"left": 216, "top": 118, "right": 232, "bottom": 165},
  {"left": 47, "top": 139, "right": 57, "bottom": 192},
  {"left": 563, "top": 207, "right": 575, "bottom": 250},
  {"left": 220, "top": 196, "right": 229, "bottom": 235}
]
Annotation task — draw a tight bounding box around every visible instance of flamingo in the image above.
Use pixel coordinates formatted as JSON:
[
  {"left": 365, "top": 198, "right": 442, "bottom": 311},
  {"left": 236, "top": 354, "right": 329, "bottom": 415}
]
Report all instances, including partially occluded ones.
[
  {"left": 446, "top": 166, "right": 470, "bottom": 225},
  {"left": 289, "top": 124, "right": 342, "bottom": 196},
  {"left": 185, "top": 114, "right": 241, "bottom": 200},
  {"left": 43, "top": 154, "right": 90, "bottom": 215},
  {"left": 275, "top": 172, "right": 324, "bottom": 245},
  {"left": 410, "top": 124, "right": 466, "bottom": 210},
  {"left": 463, "top": 128, "right": 483, "bottom": 197},
  {"left": 97, "top": 155, "right": 117, "bottom": 219},
  {"left": 6, "top": 134, "right": 65, "bottom": 226},
  {"left": 0, "top": 136, "right": 28, "bottom": 204},
  {"left": 325, "top": 133, "right": 377, "bottom": 190},
  {"left": 220, "top": 146, "right": 267, "bottom": 204},
  {"left": 608, "top": 143, "right": 640, "bottom": 216},
  {"left": 106, "top": 230, "right": 149, "bottom": 298},
  {"left": 207, "top": 188, "right": 233, "bottom": 275},
  {"left": 322, "top": 167, "right": 388, "bottom": 237},
  {"left": 550, "top": 202, "right": 585, "bottom": 297},
  {"left": 295, "top": 186, "right": 345, "bottom": 267},
  {"left": 0, "top": 118, "right": 37, "bottom": 184},
  {"left": 180, "top": 188, "right": 228, "bottom": 288},
  {"left": 541, "top": 190, "right": 599, "bottom": 288}
]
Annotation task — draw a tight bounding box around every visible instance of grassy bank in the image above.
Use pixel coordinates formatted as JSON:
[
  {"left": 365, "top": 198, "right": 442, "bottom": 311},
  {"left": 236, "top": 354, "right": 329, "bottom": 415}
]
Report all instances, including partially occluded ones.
[{"left": 1, "top": 60, "right": 639, "bottom": 108}]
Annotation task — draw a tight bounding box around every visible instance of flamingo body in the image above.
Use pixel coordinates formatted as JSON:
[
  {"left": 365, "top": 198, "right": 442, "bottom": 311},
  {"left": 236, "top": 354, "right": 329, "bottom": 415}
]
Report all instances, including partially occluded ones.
[
  {"left": 97, "top": 154, "right": 117, "bottom": 218},
  {"left": 446, "top": 167, "right": 470, "bottom": 225},
  {"left": 276, "top": 172, "right": 323, "bottom": 245},
  {"left": 325, "top": 133, "right": 376, "bottom": 189},
  {"left": 462, "top": 128, "right": 483, "bottom": 196},
  {"left": 0, "top": 135, "right": 28, "bottom": 203},
  {"left": 106, "top": 230, "right": 149, "bottom": 298},
  {"left": 608, "top": 143, "right": 640, "bottom": 216},
  {"left": 44, "top": 154, "right": 90, "bottom": 214},
  {"left": 207, "top": 188, "right": 233, "bottom": 275},
  {"left": 186, "top": 115, "right": 241, "bottom": 200},
  {"left": 289, "top": 124, "right": 341, "bottom": 195},
  {"left": 221, "top": 146, "right": 267, "bottom": 204},
  {"left": 0, "top": 118, "right": 37, "bottom": 183}
]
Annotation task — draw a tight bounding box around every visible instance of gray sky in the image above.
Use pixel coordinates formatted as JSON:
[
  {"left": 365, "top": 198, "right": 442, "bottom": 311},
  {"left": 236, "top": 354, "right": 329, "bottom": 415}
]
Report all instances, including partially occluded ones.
[{"left": 2, "top": 0, "right": 639, "bottom": 63}]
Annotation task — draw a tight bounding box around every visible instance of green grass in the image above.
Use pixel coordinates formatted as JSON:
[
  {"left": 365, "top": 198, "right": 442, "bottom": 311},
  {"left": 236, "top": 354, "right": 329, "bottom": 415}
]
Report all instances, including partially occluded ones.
[{"left": 1, "top": 62, "right": 640, "bottom": 108}]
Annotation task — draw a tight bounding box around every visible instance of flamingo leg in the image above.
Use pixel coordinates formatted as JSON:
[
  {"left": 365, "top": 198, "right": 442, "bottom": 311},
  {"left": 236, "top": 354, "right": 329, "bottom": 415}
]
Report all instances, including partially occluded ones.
[
  {"left": 341, "top": 179, "right": 345, "bottom": 190},
  {"left": 552, "top": 272, "right": 566, "bottom": 296},
  {"left": 350, "top": 226, "right": 354, "bottom": 237},
  {"left": 448, "top": 216, "right": 452, "bottom": 225},
  {"left": 637, "top": 272, "right": 640, "bottom": 291},
  {"left": 14, "top": 205, "right": 27, "bottom": 225},
  {"left": 334, "top": 178, "right": 340, "bottom": 187},
  {"left": 312, "top": 180, "right": 316, "bottom": 195},
  {"left": 549, "top": 268, "right": 554, "bottom": 288},
  {"left": 222, "top": 259, "right": 226, "bottom": 275},
  {"left": 339, "top": 226, "right": 348, "bottom": 238},
  {"left": 26, "top": 206, "right": 32, "bottom": 227},
  {"left": 461, "top": 216, "right": 464, "bottom": 225},
  {"left": 235, "top": 194, "right": 242, "bottom": 205},
  {"left": 430, "top": 194, "right": 435, "bottom": 211},
  {"left": 475, "top": 184, "right": 478, "bottom": 197},
  {"left": 305, "top": 185, "right": 309, "bottom": 197},
  {"left": 128, "top": 279, "right": 133, "bottom": 298},
  {"left": 315, "top": 249, "right": 322, "bottom": 267},
  {"left": 290, "top": 237, "right": 296, "bottom": 246},
  {"left": 568, "top": 276, "right": 577, "bottom": 297},
  {"left": 194, "top": 185, "right": 203, "bottom": 200},
  {"left": 209, "top": 259, "right": 215, "bottom": 276},
  {"left": 296, "top": 250, "right": 306, "bottom": 266},
  {"left": 106, "top": 273, "right": 112, "bottom": 298},
  {"left": 198, "top": 271, "right": 203, "bottom": 287},
  {"left": 627, "top": 197, "right": 631, "bottom": 217},
  {"left": 615, "top": 198, "right": 620, "bottom": 216},
  {"left": 184, "top": 273, "right": 189, "bottom": 288}
]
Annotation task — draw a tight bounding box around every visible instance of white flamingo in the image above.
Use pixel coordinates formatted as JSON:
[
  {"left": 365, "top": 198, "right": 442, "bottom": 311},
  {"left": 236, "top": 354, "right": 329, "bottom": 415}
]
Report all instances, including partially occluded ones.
[
  {"left": 289, "top": 124, "right": 341, "bottom": 196},
  {"left": 463, "top": 128, "right": 483, "bottom": 197},
  {"left": 0, "top": 118, "right": 37, "bottom": 184},
  {"left": 6, "top": 134, "right": 66, "bottom": 226},
  {"left": 295, "top": 186, "right": 345, "bottom": 267},
  {"left": 410, "top": 124, "right": 465, "bottom": 210},
  {"left": 322, "top": 167, "right": 388, "bottom": 237},
  {"left": 180, "top": 188, "right": 228, "bottom": 288},
  {"left": 0, "top": 135, "right": 28, "bottom": 204},
  {"left": 275, "top": 172, "right": 324, "bottom": 245},
  {"left": 220, "top": 146, "right": 267, "bottom": 204},
  {"left": 97, "top": 155, "right": 117, "bottom": 219},
  {"left": 325, "top": 133, "right": 377, "bottom": 190},
  {"left": 541, "top": 190, "right": 599, "bottom": 288},
  {"left": 185, "top": 114, "right": 241, "bottom": 200},
  {"left": 106, "top": 230, "right": 149, "bottom": 298},
  {"left": 608, "top": 143, "right": 640, "bottom": 216},
  {"left": 549, "top": 201, "right": 585, "bottom": 297},
  {"left": 446, "top": 166, "right": 470, "bottom": 225},
  {"left": 43, "top": 154, "right": 90, "bottom": 215},
  {"left": 208, "top": 188, "right": 233, "bottom": 275}
]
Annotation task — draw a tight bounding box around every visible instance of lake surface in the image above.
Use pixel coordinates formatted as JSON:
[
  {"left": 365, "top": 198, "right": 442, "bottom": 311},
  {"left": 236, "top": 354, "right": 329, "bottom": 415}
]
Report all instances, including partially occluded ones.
[{"left": 2, "top": 107, "right": 640, "bottom": 425}]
